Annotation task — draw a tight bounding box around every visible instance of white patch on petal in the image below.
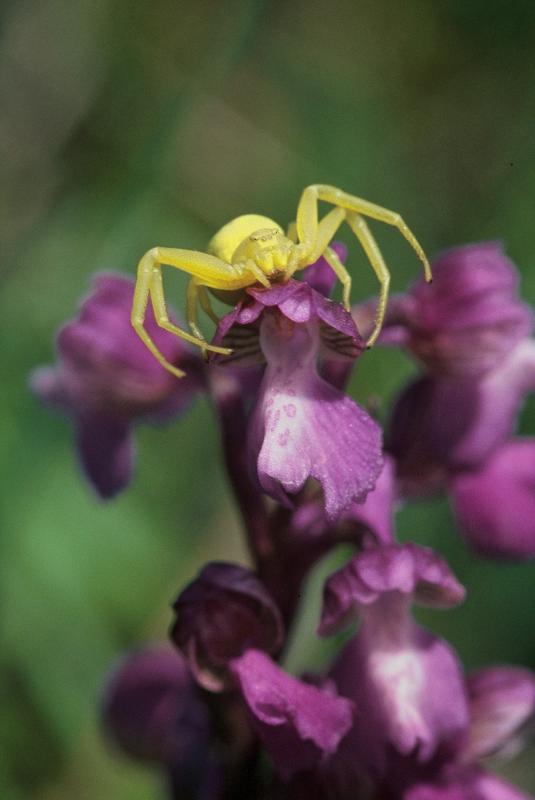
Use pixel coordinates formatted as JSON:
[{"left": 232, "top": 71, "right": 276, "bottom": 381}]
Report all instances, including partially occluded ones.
[{"left": 369, "top": 647, "right": 429, "bottom": 754}]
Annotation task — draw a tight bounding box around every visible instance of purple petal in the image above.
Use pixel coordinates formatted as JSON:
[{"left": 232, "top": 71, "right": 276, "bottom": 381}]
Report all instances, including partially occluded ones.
[
  {"left": 213, "top": 274, "right": 364, "bottom": 367},
  {"left": 76, "top": 415, "right": 134, "bottom": 499},
  {"left": 388, "top": 340, "right": 535, "bottom": 495},
  {"left": 31, "top": 274, "right": 203, "bottom": 498},
  {"left": 319, "top": 543, "right": 465, "bottom": 636},
  {"left": 211, "top": 299, "right": 265, "bottom": 366},
  {"left": 101, "top": 645, "right": 210, "bottom": 765},
  {"left": 466, "top": 770, "right": 533, "bottom": 800},
  {"left": 450, "top": 439, "right": 535, "bottom": 560},
  {"left": 29, "top": 366, "right": 71, "bottom": 411},
  {"left": 285, "top": 457, "right": 396, "bottom": 551},
  {"left": 248, "top": 279, "right": 365, "bottom": 358},
  {"left": 406, "top": 243, "right": 534, "bottom": 376},
  {"left": 465, "top": 665, "right": 535, "bottom": 760},
  {"left": 249, "top": 314, "right": 382, "bottom": 519},
  {"left": 58, "top": 274, "right": 201, "bottom": 407},
  {"left": 322, "top": 546, "right": 468, "bottom": 778},
  {"left": 331, "top": 624, "right": 469, "bottom": 779},
  {"left": 231, "top": 649, "right": 354, "bottom": 781},
  {"left": 335, "top": 456, "right": 397, "bottom": 546},
  {"left": 406, "top": 767, "right": 533, "bottom": 800}
]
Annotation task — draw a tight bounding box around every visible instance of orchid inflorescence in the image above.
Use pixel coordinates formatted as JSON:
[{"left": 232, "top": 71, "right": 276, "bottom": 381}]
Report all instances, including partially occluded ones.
[{"left": 32, "top": 210, "right": 535, "bottom": 798}]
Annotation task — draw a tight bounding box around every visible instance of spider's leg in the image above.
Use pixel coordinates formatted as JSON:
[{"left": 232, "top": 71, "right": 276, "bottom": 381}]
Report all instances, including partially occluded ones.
[
  {"left": 186, "top": 281, "right": 222, "bottom": 362},
  {"left": 132, "top": 247, "right": 238, "bottom": 377},
  {"left": 345, "top": 212, "right": 390, "bottom": 346},
  {"left": 186, "top": 279, "right": 210, "bottom": 361},
  {"left": 186, "top": 279, "right": 207, "bottom": 341},
  {"left": 150, "top": 268, "right": 230, "bottom": 355},
  {"left": 323, "top": 245, "right": 352, "bottom": 310},
  {"left": 297, "top": 185, "right": 432, "bottom": 281},
  {"left": 287, "top": 207, "right": 346, "bottom": 278},
  {"left": 287, "top": 221, "right": 298, "bottom": 242},
  {"left": 308, "top": 207, "right": 346, "bottom": 263},
  {"left": 131, "top": 261, "right": 186, "bottom": 378},
  {"left": 197, "top": 285, "right": 221, "bottom": 326}
]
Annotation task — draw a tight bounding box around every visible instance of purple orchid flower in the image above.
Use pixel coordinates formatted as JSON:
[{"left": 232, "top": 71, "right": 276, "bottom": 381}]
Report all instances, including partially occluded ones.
[
  {"left": 355, "top": 242, "right": 535, "bottom": 558},
  {"left": 404, "top": 662, "right": 535, "bottom": 800},
  {"left": 212, "top": 246, "right": 383, "bottom": 520},
  {"left": 314, "top": 543, "right": 535, "bottom": 799},
  {"left": 231, "top": 648, "right": 354, "bottom": 782},
  {"left": 101, "top": 644, "right": 211, "bottom": 765},
  {"left": 450, "top": 439, "right": 535, "bottom": 559},
  {"left": 30, "top": 274, "right": 203, "bottom": 498},
  {"left": 101, "top": 645, "right": 220, "bottom": 799},
  {"left": 170, "top": 560, "right": 354, "bottom": 785},
  {"left": 384, "top": 242, "right": 535, "bottom": 481},
  {"left": 320, "top": 543, "right": 468, "bottom": 787}
]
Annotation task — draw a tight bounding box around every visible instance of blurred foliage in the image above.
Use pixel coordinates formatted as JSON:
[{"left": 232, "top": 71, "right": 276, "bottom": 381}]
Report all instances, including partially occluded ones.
[{"left": 2, "top": 0, "right": 535, "bottom": 796}]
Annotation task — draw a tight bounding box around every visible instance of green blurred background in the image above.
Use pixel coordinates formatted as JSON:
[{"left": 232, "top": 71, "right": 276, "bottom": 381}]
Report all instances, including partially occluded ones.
[{"left": 2, "top": 0, "right": 535, "bottom": 796}]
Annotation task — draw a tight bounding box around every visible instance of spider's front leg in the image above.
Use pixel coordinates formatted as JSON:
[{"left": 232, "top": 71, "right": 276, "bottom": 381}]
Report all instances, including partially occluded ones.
[
  {"left": 286, "top": 206, "right": 346, "bottom": 276},
  {"left": 345, "top": 212, "right": 390, "bottom": 346},
  {"left": 293, "top": 184, "right": 430, "bottom": 346},
  {"left": 299, "top": 184, "right": 432, "bottom": 281},
  {"left": 186, "top": 280, "right": 223, "bottom": 361},
  {"left": 132, "top": 247, "right": 238, "bottom": 377},
  {"left": 315, "top": 212, "right": 389, "bottom": 346}
]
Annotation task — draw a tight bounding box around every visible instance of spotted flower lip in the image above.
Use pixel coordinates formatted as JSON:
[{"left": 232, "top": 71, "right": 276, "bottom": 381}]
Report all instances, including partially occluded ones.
[
  {"left": 248, "top": 311, "right": 383, "bottom": 519},
  {"left": 210, "top": 250, "right": 384, "bottom": 520},
  {"left": 170, "top": 562, "right": 284, "bottom": 692},
  {"left": 30, "top": 274, "right": 202, "bottom": 498},
  {"left": 231, "top": 648, "right": 354, "bottom": 782}
]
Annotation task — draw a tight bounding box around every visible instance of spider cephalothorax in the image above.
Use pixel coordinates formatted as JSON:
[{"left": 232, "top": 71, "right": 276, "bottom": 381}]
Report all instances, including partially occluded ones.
[{"left": 131, "top": 184, "right": 432, "bottom": 377}]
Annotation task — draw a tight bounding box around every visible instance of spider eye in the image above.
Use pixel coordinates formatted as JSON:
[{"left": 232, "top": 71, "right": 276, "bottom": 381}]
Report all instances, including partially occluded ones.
[{"left": 249, "top": 228, "right": 280, "bottom": 244}]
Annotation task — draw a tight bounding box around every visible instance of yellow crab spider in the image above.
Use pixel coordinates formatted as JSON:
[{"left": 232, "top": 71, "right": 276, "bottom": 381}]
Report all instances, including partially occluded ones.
[{"left": 131, "top": 184, "right": 432, "bottom": 378}]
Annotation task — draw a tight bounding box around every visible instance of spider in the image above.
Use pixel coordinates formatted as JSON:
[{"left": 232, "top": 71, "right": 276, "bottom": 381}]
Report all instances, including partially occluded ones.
[{"left": 131, "top": 184, "right": 432, "bottom": 377}]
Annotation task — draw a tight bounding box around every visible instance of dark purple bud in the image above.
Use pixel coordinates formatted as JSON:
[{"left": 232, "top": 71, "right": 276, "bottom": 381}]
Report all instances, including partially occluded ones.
[
  {"left": 101, "top": 645, "right": 210, "bottom": 766},
  {"left": 231, "top": 649, "right": 354, "bottom": 782},
  {"left": 30, "top": 274, "right": 203, "bottom": 498},
  {"left": 170, "top": 562, "right": 284, "bottom": 691},
  {"left": 450, "top": 439, "right": 535, "bottom": 560}
]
